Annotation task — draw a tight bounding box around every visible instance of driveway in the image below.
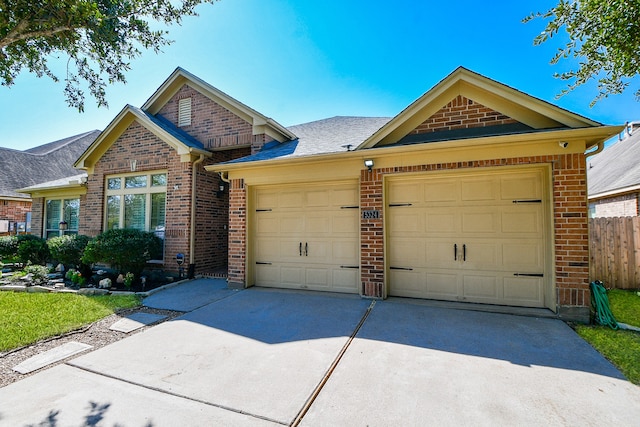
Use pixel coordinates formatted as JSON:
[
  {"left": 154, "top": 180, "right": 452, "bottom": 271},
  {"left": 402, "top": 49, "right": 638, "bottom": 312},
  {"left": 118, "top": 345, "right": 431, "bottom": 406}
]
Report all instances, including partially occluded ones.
[{"left": 0, "top": 280, "right": 639, "bottom": 426}]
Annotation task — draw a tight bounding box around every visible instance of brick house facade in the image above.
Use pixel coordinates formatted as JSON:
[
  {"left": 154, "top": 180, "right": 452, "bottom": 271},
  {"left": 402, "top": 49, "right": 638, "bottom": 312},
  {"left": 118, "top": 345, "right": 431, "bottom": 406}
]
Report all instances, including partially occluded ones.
[{"left": 213, "top": 67, "right": 620, "bottom": 322}]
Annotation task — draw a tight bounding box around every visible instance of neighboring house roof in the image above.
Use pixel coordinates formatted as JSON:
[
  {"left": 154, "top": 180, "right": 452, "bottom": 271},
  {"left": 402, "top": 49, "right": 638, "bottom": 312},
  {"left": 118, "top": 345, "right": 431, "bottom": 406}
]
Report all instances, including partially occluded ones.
[
  {"left": 227, "top": 116, "right": 391, "bottom": 163},
  {"left": 0, "top": 131, "right": 100, "bottom": 200},
  {"left": 588, "top": 128, "right": 640, "bottom": 199}
]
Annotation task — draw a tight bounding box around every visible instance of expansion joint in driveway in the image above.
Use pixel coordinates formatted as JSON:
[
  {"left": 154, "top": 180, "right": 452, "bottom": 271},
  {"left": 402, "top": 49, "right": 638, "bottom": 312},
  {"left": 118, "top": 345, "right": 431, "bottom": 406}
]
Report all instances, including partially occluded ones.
[
  {"left": 290, "top": 300, "right": 376, "bottom": 427},
  {"left": 65, "top": 362, "right": 288, "bottom": 426}
]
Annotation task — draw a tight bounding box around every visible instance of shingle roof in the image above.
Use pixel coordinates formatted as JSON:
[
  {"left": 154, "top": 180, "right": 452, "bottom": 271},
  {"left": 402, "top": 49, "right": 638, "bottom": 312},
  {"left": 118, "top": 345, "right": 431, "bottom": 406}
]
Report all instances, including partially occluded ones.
[
  {"left": 0, "top": 130, "right": 100, "bottom": 199},
  {"left": 136, "top": 107, "right": 205, "bottom": 150},
  {"left": 588, "top": 130, "right": 640, "bottom": 197},
  {"left": 227, "top": 116, "right": 391, "bottom": 164}
]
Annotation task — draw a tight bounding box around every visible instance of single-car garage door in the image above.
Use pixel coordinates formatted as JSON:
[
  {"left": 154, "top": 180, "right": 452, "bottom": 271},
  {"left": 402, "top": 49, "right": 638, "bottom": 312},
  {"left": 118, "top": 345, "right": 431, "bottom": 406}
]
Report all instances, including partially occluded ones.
[
  {"left": 387, "top": 167, "right": 550, "bottom": 308},
  {"left": 252, "top": 181, "right": 360, "bottom": 293}
]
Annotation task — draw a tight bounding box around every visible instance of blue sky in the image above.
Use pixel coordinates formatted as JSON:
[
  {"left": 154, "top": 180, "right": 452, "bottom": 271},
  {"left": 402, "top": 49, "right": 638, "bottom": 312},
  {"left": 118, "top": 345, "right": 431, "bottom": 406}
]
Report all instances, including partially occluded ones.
[{"left": 2, "top": 0, "right": 639, "bottom": 150}]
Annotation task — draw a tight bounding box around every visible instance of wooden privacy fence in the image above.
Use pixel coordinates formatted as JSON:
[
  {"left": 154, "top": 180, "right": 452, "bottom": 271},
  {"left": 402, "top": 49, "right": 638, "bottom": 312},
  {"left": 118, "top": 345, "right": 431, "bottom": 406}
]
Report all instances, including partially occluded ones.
[{"left": 590, "top": 217, "right": 640, "bottom": 289}]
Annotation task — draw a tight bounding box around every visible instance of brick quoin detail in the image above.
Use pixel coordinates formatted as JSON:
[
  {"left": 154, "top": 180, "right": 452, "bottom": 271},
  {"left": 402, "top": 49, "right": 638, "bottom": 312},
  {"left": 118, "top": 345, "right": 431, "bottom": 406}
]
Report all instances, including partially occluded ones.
[
  {"left": 411, "top": 95, "right": 518, "bottom": 134},
  {"left": 360, "top": 154, "right": 590, "bottom": 310},
  {"left": 227, "top": 178, "right": 246, "bottom": 287}
]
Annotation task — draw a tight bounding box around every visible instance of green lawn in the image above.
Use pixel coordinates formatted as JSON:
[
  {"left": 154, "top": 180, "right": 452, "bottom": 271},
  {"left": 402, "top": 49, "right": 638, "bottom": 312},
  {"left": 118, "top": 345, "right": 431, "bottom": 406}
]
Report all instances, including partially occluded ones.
[
  {"left": 0, "top": 292, "right": 141, "bottom": 352},
  {"left": 576, "top": 289, "right": 640, "bottom": 385}
]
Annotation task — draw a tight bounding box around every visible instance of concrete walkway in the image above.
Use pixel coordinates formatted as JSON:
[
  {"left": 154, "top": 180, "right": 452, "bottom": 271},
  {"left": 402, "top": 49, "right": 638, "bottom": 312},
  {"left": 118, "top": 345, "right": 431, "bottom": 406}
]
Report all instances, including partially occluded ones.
[{"left": 1, "top": 280, "right": 639, "bottom": 426}]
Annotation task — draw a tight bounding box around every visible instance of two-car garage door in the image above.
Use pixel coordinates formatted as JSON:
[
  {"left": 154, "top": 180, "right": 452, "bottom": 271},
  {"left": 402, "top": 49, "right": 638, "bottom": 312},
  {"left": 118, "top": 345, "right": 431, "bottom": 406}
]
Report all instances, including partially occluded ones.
[
  {"left": 250, "top": 167, "right": 550, "bottom": 308},
  {"left": 387, "top": 167, "right": 549, "bottom": 308}
]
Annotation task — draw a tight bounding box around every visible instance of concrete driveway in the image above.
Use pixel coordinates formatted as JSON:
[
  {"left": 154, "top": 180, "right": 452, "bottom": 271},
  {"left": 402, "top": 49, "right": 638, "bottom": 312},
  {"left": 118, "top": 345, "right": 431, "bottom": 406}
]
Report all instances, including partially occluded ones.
[{"left": 1, "top": 280, "right": 639, "bottom": 426}]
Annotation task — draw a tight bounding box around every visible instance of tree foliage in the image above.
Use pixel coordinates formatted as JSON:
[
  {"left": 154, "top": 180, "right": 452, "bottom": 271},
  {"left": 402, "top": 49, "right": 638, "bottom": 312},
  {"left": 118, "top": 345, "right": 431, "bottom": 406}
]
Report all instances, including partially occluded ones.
[
  {"left": 0, "top": 0, "right": 216, "bottom": 111},
  {"left": 524, "top": 0, "right": 640, "bottom": 105}
]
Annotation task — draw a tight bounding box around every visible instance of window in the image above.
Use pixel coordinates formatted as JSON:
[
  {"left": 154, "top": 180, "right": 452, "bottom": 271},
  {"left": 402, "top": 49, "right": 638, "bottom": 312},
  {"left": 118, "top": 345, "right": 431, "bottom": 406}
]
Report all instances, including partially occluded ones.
[
  {"left": 178, "top": 98, "right": 192, "bottom": 127},
  {"left": 45, "top": 198, "right": 80, "bottom": 239},
  {"left": 105, "top": 172, "right": 167, "bottom": 241}
]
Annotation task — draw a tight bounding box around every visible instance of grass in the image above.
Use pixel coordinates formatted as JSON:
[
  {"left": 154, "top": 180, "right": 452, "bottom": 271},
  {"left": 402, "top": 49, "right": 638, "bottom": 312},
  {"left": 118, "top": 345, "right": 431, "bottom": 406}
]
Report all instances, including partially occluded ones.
[
  {"left": 0, "top": 292, "right": 141, "bottom": 352},
  {"left": 575, "top": 289, "right": 640, "bottom": 385}
]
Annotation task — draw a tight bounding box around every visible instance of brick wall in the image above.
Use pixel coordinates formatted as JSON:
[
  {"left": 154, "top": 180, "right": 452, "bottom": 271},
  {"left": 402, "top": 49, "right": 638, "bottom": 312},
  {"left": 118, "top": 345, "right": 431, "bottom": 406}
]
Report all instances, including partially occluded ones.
[
  {"left": 358, "top": 153, "right": 590, "bottom": 319},
  {"left": 411, "top": 95, "right": 518, "bottom": 134},
  {"left": 227, "top": 178, "right": 246, "bottom": 288},
  {"left": 360, "top": 169, "right": 384, "bottom": 297},
  {"left": 0, "top": 199, "right": 31, "bottom": 224},
  {"left": 81, "top": 120, "right": 190, "bottom": 271},
  {"left": 29, "top": 198, "right": 44, "bottom": 237},
  {"left": 591, "top": 193, "right": 639, "bottom": 217},
  {"left": 157, "top": 84, "right": 269, "bottom": 153}
]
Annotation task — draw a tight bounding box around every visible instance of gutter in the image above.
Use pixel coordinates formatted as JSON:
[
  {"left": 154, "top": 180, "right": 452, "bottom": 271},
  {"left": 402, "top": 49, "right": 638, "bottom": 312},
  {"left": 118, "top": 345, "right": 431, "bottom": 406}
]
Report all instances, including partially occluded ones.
[{"left": 189, "top": 153, "right": 206, "bottom": 278}]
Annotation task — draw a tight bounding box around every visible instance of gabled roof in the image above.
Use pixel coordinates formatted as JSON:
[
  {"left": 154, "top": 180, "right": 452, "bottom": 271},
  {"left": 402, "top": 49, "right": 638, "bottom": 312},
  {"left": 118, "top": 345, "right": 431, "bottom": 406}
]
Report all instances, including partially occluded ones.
[
  {"left": 357, "top": 67, "right": 602, "bottom": 149},
  {"left": 226, "top": 116, "right": 391, "bottom": 164},
  {"left": 588, "top": 129, "right": 640, "bottom": 198},
  {"left": 74, "top": 105, "right": 211, "bottom": 173},
  {"left": 142, "top": 67, "right": 296, "bottom": 143},
  {"left": 0, "top": 131, "right": 99, "bottom": 199}
]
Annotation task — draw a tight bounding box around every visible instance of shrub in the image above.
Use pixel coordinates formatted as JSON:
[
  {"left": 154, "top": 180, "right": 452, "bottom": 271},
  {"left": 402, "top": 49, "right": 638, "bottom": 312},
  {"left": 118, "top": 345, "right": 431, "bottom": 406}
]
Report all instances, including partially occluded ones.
[
  {"left": 0, "top": 236, "right": 18, "bottom": 262},
  {"left": 23, "top": 265, "right": 50, "bottom": 286},
  {"left": 82, "top": 229, "right": 163, "bottom": 276},
  {"left": 16, "top": 235, "right": 50, "bottom": 266},
  {"left": 47, "top": 235, "right": 92, "bottom": 268}
]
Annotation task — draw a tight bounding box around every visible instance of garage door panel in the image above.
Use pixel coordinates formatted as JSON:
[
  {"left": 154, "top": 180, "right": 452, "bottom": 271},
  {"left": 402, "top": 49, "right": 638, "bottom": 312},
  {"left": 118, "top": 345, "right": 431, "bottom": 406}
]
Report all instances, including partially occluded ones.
[
  {"left": 388, "top": 167, "right": 548, "bottom": 308},
  {"left": 461, "top": 178, "right": 496, "bottom": 202},
  {"left": 390, "top": 239, "right": 426, "bottom": 266},
  {"left": 425, "top": 211, "right": 458, "bottom": 233},
  {"left": 502, "top": 241, "right": 544, "bottom": 271},
  {"left": 388, "top": 211, "right": 421, "bottom": 234},
  {"left": 390, "top": 270, "right": 425, "bottom": 297},
  {"left": 503, "top": 276, "right": 544, "bottom": 306},
  {"left": 500, "top": 173, "right": 541, "bottom": 200},
  {"left": 388, "top": 181, "right": 422, "bottom": 204},
  {"left": 424, "top": 180, "right": 458, "bottom": 203},
  {"left": 462, "top": 211, "right": 498, "bottom": 234},
  {"left": 463, "top": 274, "right": 499, "bottom": 299},
  {"left": 254, "top": 182, "right": 359, "bottom": 294}
]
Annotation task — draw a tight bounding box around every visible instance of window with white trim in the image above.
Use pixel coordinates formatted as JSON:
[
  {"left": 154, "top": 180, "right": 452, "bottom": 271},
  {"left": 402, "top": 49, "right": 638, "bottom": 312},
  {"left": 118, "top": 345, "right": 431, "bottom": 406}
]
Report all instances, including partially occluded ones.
[
  {"left": 105, "top": 172, "right": 167, "bottom": 242},
  {"left": 45, "top": 198, "right": 80, "bottom": 239},
  {"left": 178, "top": 98, "right": 192, "bottom": 127}
]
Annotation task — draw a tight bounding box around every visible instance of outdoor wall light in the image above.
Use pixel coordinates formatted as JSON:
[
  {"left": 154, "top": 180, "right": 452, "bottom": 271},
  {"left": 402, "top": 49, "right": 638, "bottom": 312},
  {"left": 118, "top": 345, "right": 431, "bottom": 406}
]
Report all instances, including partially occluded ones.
[
  {"left": 58, "top": 220, "right": 68, "bottom": 231},
  {"left": 216, "top": 183, "right": 226, "bottom": 198},
  {"left": 364, "top": 159, "right": 374, "bottom": 171},
  {"left": 559, "top": 141, "right": 569, "bottom": 148}
]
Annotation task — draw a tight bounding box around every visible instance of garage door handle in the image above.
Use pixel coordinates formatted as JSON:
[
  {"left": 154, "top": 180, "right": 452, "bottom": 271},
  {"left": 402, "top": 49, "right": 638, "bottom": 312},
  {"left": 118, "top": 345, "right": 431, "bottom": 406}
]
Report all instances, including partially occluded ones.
[
  {"left": 390, "top": 266, "right": 413, "bottom": 271},
  {"left": 299, "top": 242, "right": 302, "bottom": 256},
  {"left": 341, "top": 265, "right": 359, "bottom": 269},
  {"left": 514, "top": 273, "right": 544, "bottom": 277},
  {"left": 454, "top": 244, "right": 457, "bottom": 261},
  {"left": 305, "top": 242, "right": 308, "bottom": 256},
  {"left": 256, "top": 262, "right": 272, "bottom": 265},
  {"left": 463, "top": 244, "right": 466, "bottom": 262}
]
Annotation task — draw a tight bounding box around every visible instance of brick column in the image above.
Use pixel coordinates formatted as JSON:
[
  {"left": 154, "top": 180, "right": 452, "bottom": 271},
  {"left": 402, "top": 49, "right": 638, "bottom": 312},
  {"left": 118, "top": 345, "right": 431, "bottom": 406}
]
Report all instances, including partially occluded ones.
[
  {"left": 228, "top": 178, "right": 246, "bottom": 288},
  {"left": 360, "top": 169, "right": 384, "bottom": 297},
  {"left": 554, "top": 153, "right": 590, "bottom": 321}
]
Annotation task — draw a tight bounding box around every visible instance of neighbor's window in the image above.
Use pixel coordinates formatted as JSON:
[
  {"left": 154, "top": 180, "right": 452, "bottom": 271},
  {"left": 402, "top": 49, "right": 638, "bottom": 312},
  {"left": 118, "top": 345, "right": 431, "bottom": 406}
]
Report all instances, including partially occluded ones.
[
  {"left": 45, "top": 198, "right": 80, "bottom": 239},
  {"left": 105, "top": 172, "right": 167, "bottom": 242}
]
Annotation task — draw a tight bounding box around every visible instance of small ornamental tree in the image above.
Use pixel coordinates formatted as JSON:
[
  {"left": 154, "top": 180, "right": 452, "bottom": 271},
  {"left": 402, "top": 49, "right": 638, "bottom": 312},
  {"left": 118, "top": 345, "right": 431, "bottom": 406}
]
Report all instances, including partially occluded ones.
[{"left": 82, "top": 229, "right": 162, "bottom": 276}]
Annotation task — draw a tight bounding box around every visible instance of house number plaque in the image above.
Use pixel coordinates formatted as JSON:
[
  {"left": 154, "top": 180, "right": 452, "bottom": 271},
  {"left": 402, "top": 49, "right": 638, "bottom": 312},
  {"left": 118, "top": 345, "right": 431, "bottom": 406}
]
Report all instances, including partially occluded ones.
[{"left": 362, "top": 210, "right": 380, "bottom": 219}]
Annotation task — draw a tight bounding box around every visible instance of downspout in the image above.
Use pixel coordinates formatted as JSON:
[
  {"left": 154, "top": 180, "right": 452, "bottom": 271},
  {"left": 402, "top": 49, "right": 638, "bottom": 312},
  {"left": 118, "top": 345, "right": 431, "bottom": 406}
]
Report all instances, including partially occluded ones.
[{"left": 189, "top": 153, "right": 206, "bottom": 279}]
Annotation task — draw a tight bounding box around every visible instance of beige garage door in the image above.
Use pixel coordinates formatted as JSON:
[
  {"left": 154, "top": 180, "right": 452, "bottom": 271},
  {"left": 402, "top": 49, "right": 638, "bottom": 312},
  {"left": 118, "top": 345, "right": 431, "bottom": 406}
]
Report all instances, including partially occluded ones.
[
  {"left": 253, "top": 181, "right": 359, "bottom": 293},
  {"left": 387, "top": 167, "right": 549, "bottom": 307}
]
